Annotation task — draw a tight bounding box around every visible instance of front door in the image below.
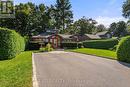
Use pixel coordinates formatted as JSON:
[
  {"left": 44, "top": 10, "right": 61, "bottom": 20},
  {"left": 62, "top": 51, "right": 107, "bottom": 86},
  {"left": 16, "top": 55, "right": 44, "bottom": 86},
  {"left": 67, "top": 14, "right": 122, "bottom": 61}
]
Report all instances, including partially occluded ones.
[
  {"left": 50, "top": 35, "right": 61, "bottom": 48},
  {"left": 53, "top": 38, "right": 58, "bottom": 48}
]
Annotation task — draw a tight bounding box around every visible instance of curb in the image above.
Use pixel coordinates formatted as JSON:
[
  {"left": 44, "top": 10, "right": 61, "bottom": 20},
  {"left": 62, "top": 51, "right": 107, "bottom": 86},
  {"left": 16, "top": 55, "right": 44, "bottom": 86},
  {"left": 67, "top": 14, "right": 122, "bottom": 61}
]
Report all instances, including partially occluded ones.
[{"left": 32, "top": 53, "right": 39, "bottom": 87}]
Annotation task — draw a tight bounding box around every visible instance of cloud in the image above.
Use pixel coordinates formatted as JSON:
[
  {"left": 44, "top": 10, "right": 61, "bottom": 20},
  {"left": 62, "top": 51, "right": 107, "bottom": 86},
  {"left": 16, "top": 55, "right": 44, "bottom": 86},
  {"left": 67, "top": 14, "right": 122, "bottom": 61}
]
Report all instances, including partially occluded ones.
[{"left": 95, "top": 16, "right": 128, "bottom": 28}]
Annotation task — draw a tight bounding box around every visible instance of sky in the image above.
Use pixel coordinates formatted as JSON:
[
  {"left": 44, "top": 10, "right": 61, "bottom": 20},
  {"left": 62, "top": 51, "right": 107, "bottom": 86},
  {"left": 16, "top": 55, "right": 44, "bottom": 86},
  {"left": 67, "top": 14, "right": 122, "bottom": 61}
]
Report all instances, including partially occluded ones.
[{"left": 14, "top": 0, "right": 128, "bottom": 27}]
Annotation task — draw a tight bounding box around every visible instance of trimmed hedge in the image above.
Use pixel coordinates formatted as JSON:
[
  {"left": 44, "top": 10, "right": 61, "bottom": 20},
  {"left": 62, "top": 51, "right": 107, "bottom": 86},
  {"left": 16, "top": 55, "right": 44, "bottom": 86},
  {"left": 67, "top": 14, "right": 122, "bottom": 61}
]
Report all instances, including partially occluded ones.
[
  {"left": 61, "top": 42, "right": 83, "bottom": 49},
  {"left": 83, "top": 39, "right": 119, "bottom": 49},
  {"left": 117, "top": 36, "right": 130, "bottom": 63},
  {"left": 0, "top": 28, "right": 25, "bottom": 60}
]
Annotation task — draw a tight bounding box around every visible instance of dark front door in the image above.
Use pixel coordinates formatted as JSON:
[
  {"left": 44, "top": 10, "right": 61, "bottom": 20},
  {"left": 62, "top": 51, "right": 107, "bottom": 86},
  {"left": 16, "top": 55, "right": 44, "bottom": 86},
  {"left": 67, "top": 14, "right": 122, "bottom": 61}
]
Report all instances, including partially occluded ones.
[{"left": 51, "top": 36, "right": 61, "bottom": 48}]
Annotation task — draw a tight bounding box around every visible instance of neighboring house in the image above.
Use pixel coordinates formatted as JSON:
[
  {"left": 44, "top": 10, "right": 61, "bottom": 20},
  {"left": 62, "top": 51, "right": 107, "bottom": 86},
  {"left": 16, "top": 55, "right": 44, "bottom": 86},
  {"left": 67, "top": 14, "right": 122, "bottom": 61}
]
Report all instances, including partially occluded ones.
[
  {"left": 30, "top": 30, "right": 110, "bottom": 48},
  {"left": 96, "top": 31, "right": 112, "bottom": 39}
]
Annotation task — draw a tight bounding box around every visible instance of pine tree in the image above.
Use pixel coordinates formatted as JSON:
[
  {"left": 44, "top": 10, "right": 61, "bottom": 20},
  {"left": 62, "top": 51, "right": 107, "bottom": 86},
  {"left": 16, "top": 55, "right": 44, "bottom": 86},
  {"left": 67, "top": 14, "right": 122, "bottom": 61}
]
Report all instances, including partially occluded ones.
[{"left": 54, "top": 0, "right": 73, "bottom": 31}]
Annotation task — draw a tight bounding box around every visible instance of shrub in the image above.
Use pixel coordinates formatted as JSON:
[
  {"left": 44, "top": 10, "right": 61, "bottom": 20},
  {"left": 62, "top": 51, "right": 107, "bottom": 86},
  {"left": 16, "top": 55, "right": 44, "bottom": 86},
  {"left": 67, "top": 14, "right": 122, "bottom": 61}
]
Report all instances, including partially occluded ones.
[
  {"left": 61, "top": 42, "right": 83, "bottom": 49},
  {"left": 83, "top": 39, "right": 119, "bottom": 49},
  {"left": 45, "top": 43, "right": 53, "bottom": 52},
  {"left": 117, "top": 36, "right": 130, "bottom": 63},
  {"left": 0, "top": 28, "right": 25, "bottom": 60},
  {"left": 40, "top": 47, "right": 46, "bottom": 52}
]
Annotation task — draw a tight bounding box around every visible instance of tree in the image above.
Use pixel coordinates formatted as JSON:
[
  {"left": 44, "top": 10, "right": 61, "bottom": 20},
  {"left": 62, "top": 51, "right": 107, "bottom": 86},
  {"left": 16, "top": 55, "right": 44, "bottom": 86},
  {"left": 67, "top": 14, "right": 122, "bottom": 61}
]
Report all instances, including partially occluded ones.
[
  {"left": 96, "top": 24, "right": 106, "bottom": 33},
  {"left": 109, "top": 22, "right": 117, "bottom": 36},
  {"left": 109, "top": 21, "right": 127, "bottom": 37},
  {"left": 54, "top": 0, "right": 73, "bottom": 31},
  {"left": 14, "top": 2, "right": 35, "bottom": 36},
  {"left": 122, "top": 0, "right": 130, "bottom": 35},
  {"left": 28, "top": 4, "right": 50, "bottom": 35},
  {"left": 72, "top": 17, "right": 97, "bottom": 35},
  {"left": 127, "top": 20, "right": 130, "bottom": 33},
  {"left": 122, "top": 0, "right": 130, "bottom": 18},
  {"left": 0, "top": 2, "right": 52, "bottom": 36},
  {"left": 115, "top": 21, "right": 127, "bottom": 37}
]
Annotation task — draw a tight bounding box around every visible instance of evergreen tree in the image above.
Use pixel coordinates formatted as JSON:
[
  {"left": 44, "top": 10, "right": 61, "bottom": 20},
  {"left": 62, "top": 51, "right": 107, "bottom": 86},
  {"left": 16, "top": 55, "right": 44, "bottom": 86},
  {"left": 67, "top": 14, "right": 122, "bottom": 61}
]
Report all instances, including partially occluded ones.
[{"left": 54, "top": 0, "right": 73, "bottom": 31}]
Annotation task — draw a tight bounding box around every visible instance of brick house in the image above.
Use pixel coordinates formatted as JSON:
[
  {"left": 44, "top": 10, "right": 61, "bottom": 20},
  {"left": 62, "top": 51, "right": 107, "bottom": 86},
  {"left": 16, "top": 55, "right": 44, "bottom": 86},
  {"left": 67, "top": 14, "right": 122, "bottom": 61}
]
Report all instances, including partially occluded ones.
[{"left": 30, "top": 30, "right": 111, "bottom": 48}]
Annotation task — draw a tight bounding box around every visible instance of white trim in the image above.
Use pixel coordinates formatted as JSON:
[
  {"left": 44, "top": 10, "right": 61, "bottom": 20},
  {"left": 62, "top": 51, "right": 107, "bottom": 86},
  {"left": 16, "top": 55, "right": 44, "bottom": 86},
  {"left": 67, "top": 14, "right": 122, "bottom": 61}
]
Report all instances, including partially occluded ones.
[{"left": 32, "top": 53, "right": 39, "bottom": 87}]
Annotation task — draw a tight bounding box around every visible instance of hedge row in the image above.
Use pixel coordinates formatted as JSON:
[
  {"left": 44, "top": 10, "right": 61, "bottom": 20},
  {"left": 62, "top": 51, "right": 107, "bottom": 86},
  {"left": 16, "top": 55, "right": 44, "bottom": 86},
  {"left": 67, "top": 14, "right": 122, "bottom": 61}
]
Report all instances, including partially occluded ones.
[
  {"left": 61, "top": 42, "right": 82, "bottom": 49},
  {"left": 83, "top": 39, "right": 119, "bottom": 49},
  {"left": 0, "top": 28, "right": 25, "bottom": 60}
]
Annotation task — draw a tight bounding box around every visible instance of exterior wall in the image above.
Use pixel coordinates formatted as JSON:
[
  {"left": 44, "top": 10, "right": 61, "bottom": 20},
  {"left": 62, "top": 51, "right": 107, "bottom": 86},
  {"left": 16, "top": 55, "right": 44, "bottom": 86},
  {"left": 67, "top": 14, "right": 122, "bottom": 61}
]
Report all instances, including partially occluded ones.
[{"left": 99, "top": 33, "right": 112, "bottom": 39}]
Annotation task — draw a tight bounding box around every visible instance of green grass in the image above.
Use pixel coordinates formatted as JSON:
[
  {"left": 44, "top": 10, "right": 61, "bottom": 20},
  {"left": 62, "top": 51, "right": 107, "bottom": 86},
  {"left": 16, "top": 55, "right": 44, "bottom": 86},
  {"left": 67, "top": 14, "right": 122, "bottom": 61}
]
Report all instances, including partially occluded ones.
[
  {"left": 70, "top": 48, "right": 117, "bottom": 60},
  {"left": 0, "top": 51, "right": 32, "bottom": 87}
]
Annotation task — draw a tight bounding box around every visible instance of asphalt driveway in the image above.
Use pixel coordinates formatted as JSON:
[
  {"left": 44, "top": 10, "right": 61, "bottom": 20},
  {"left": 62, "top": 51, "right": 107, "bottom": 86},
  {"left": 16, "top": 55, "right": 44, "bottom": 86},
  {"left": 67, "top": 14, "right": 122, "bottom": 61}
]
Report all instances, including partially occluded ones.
[{"left": 33, "top": 51, "right": 130, "bottom": 87}]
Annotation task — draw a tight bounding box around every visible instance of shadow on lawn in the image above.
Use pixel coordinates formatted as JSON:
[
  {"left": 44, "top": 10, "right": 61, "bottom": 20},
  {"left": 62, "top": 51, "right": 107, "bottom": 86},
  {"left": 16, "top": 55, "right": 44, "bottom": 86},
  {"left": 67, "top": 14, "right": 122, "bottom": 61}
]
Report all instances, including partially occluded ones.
[
  {"left": 0, "top": 58, "right": 12, "bottom": 61},
  {"left": 118, "top": 61, "right": 130, "bottom": 68}
]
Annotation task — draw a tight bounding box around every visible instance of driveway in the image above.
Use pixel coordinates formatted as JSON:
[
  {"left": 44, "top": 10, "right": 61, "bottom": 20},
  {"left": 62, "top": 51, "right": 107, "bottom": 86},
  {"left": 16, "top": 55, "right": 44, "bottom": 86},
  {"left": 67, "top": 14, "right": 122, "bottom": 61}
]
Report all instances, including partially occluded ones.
[{"left": 33, "top": 51, "right": 130, "bottom": 87}]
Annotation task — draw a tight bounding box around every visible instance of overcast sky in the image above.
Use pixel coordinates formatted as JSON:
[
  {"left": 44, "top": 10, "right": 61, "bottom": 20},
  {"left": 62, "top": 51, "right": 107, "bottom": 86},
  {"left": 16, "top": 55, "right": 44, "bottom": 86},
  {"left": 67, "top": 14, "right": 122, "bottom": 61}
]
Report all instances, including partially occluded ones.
[{"left": 14, "top": 0, "right": 128, "bottom": 27}]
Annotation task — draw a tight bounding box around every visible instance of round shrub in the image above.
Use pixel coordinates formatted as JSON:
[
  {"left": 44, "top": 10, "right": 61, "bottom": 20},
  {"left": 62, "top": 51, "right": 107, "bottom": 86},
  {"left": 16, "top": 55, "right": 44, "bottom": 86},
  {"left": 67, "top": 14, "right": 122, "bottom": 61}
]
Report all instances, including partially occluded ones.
[
  {"left": 0, "top": 28, "right": 25, "bottom": 60},
  {"left": 117, "top": 36, "right": 130, "bottom": 63}
]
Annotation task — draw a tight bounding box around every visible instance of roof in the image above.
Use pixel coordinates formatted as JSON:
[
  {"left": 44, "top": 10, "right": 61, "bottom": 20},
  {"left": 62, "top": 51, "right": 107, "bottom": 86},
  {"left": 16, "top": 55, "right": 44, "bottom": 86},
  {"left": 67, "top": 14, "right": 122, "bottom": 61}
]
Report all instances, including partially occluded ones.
[
  {"left": 58, "top": 34, "right": 73, "bottom": 39},
  {"left": 32, "top": 34, "right": 73, "bottom": 39},
  {"left": 85, "top": 34, "right": 101, "bottom": 39},
  {"left": 32, "top": 33, "right": 101, "bottom": 40},
  {"left": 96, "top": 31, "right": 108, "bottom": 36},
  {"left": 32, "top": 35, "right": 51, "bottom": 38}
]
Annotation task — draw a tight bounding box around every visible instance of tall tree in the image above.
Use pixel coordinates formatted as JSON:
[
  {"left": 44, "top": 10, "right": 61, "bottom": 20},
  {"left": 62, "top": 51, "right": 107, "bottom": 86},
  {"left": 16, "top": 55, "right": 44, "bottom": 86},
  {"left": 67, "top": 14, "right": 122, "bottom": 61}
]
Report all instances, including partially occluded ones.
[
  {"left": 122, "top": 0, "right": 130, "bottom": 18},
  {"left": 72, "top": 17, "right": 97, "bottom": 35},
  {"left": 127, "top": 20, "right": 130, "bottom": 33},
  {"left": 96, "top": 24, "right": 106, "bottom": 33},
  {"left": 54, "top": 0, "right": 73, "bottom": 31},
  {"left": 15, "top": 2, "right": 35, "bottom": 36},
  {"left": 115, "top": 21, "right": 127, "bottom": 37},
  {"left": 0, "top": 2, "right": 51, "bottom": 36},
  {"left": 109, "top": 22, "right": 117, "bottom": 36},
  {"left": 122, "top": 0, "right": 130, "bottom": 35}
]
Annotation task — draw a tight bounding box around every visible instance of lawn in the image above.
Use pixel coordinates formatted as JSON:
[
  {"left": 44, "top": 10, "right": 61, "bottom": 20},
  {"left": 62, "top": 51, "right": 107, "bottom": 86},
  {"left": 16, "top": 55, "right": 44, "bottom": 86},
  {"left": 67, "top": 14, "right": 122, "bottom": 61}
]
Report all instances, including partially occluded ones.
[
  {"left": 70, "top": 48, "right": 117, "bottom": 60},
  {"left": 0, "top": 51, "right": 32, "bottom": 87}
]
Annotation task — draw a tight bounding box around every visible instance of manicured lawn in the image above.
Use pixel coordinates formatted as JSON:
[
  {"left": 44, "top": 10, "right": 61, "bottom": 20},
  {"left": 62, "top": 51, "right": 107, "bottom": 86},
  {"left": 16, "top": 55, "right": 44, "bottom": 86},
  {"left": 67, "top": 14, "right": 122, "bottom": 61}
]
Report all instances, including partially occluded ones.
[
  {"left": 70, "top": 48, "right": 117, "bottom": 60},
  {"left": 0, "top": 51, "right": 32, "bottom": 87}
]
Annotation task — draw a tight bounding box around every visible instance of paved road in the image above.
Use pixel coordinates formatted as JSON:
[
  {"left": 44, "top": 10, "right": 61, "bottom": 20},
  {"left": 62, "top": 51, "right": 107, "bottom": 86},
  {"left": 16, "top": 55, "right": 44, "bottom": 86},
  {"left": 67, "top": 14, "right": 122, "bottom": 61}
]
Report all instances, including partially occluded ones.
[{"left": 33, "top": 51, "right": 130, "bottom": 87}]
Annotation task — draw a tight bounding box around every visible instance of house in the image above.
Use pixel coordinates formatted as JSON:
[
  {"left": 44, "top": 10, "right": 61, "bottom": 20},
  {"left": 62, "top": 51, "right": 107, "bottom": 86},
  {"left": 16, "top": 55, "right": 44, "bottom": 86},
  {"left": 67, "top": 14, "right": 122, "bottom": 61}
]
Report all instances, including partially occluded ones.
[
  {"left": 71, "top": 34, "right": 101, "bottom": 41},
  {"left": 30, "top": 30, "right": 110, "bottom": 48},
  {"left": 30, "top": 30, "right": 74, "bottom": 48},
  {"left": 96, "top": 31, "right": 112, "bottom": 39}
]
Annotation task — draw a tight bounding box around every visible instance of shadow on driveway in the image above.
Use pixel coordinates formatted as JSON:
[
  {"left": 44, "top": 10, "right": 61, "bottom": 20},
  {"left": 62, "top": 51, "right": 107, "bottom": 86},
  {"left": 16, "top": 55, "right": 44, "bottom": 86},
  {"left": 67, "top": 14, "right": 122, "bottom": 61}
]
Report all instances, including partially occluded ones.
[{"left": 118, "top": 61, "right": 130, "bottom": 68}]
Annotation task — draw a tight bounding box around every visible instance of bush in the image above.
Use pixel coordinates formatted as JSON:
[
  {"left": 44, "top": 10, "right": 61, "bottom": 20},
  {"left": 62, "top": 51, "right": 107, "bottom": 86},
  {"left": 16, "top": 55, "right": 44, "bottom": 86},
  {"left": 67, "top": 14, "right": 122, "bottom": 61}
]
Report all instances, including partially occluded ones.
[
  {"left": 45, "top": 43, "right": 53, "bottom": 52},
  {"left": 61, "top": 42, "right": 83, "bottom": 49},
  {"left": 83, "top": 39, "right": 119, "bottom": 49},
  {"left": 40, "top": 47, "right": 46, "bottom": 52},
  {"left": 117, "top": 36, "right": 130, "bottom": 63},
  {"left": 0, "top": 28, "right": 25, "bottom": 60}
]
